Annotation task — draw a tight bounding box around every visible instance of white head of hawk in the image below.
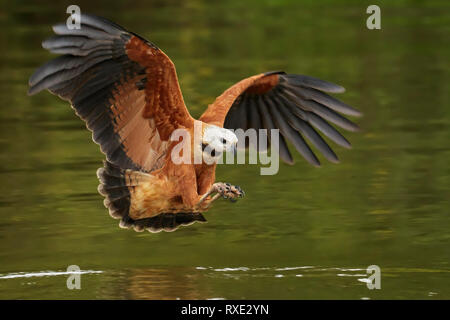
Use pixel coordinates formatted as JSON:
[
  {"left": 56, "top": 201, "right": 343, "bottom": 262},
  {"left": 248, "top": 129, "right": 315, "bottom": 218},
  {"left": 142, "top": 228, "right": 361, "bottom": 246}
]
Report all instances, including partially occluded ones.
[{"left": 201, "top": 124, "right": 238, "bottom": 162}]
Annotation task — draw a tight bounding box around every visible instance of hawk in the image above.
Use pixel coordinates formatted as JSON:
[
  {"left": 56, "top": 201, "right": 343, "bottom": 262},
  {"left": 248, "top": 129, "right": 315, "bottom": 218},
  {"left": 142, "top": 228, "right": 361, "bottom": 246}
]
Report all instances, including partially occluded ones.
[{"left": 28, "top": 14, "right": 361, "bottom": 233}]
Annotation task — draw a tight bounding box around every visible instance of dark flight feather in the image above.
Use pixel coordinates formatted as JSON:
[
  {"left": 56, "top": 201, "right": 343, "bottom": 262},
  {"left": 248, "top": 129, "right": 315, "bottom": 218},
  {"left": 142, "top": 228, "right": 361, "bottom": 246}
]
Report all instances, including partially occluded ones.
[{"left": 221, "top": 73, "right": 361, "bottom": 165}]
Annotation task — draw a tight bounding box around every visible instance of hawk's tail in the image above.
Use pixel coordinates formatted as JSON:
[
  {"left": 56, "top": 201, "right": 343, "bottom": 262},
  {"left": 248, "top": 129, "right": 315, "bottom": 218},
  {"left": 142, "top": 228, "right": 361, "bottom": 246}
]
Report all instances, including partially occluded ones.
[
  {"left": 96, "top": 160, "right": 141, "bottom": 220},
  {"left": 96, "top": 161, "right": 206, "bottom": 233}
]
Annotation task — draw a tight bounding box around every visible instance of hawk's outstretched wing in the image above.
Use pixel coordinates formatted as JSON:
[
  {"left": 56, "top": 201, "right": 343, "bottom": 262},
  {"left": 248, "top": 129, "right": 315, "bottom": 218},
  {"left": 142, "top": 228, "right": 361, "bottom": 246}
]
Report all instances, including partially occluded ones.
[
  {"left": 199, "top": 71, "right": 362, "bottom": 166},
  {"left": 28, "top": 14, "right": 194, "bottom": 172}
]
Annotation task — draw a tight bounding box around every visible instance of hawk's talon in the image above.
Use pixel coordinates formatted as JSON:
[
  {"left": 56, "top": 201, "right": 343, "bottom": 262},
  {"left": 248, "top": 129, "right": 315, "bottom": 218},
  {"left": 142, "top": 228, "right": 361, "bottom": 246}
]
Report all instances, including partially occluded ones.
[
  {"left": 213, "top": 182, "right": 245, "bottom": 202},
  {"left": 197, "top": 182, "right": 245, "bottom": 209}
]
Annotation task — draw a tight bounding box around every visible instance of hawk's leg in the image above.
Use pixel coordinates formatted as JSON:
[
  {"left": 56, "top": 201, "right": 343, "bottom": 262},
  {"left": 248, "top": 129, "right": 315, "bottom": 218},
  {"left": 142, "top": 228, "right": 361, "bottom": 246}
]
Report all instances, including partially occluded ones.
[{"left": 198, "top": 182, "right": 245, "bottom": 208}]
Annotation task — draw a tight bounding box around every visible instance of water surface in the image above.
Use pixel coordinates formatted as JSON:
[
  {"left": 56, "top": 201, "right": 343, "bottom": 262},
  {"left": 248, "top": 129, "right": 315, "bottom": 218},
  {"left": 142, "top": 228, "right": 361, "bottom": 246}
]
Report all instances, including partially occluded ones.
[{"left": 0, "top": 0, "right": 449, "bottom": 299}]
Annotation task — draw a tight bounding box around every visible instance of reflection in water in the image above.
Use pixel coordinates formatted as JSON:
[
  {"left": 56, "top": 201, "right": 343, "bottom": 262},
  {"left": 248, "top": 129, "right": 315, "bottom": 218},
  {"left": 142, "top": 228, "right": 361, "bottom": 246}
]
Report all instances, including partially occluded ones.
[{"left": 104, "top": 268, "right": 211, "bottom": 300}]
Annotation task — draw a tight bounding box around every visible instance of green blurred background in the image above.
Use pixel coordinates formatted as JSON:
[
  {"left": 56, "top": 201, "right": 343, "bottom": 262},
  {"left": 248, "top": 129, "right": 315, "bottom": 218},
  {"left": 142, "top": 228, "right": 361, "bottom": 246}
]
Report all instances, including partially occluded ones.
[{"left": 0, "top": 0, "right": 449, "bottom": 299}]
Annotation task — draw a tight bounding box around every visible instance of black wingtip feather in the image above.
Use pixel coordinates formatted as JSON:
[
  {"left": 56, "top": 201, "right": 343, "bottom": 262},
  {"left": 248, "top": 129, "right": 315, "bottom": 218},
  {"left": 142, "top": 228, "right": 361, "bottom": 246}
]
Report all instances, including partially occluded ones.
[
  {"left": 222, "top": 72, "right": 362, "bottom": 167},
  {"left": 266, "top": 94, "right": 321, "bottom": 167},
  {"left": 282, "top": 74, "right": 346, "bottom": 94}
]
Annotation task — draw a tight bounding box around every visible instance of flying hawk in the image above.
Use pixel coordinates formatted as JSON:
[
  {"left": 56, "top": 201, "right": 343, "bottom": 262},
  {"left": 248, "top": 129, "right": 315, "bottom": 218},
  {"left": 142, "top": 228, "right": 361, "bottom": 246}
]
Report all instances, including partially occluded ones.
[{"left": 28, "top": 14, "right": 361, "bottom": 233}]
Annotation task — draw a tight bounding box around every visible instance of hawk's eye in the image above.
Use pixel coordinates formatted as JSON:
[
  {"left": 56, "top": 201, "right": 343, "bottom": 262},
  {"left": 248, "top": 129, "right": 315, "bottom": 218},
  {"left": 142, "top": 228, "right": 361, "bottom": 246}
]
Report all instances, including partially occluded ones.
[{"left": 211, "top": 149, "right": 222, "bottom": 157}]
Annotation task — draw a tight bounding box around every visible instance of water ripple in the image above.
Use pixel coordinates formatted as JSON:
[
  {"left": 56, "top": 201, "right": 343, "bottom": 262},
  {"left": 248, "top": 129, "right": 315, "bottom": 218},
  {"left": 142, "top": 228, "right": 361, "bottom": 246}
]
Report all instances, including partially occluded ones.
[{"left": 0, "top": 270, "right": 103, "bottom": 280}]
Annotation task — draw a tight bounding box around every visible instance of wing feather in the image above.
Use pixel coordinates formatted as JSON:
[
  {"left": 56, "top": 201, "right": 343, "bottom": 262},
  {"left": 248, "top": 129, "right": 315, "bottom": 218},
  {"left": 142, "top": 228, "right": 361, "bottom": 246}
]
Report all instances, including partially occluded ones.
[
  {"left": 273, "top": 95, "right": 339, "bottom": 163},
  {"left": 200, "top": 71, "right": 361, "bottom": 165},
  {"left": 259, "top": 96, "right": 293, "bottom": 164},
  {"left": 251, "top": 96, "right": 268, "bottom": 152},
  {"left": 28, "top": 14, "right": 193, "bottom": 171},
  {"left": 266, "top": 95, "right": 320, "bottom": 167}
]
